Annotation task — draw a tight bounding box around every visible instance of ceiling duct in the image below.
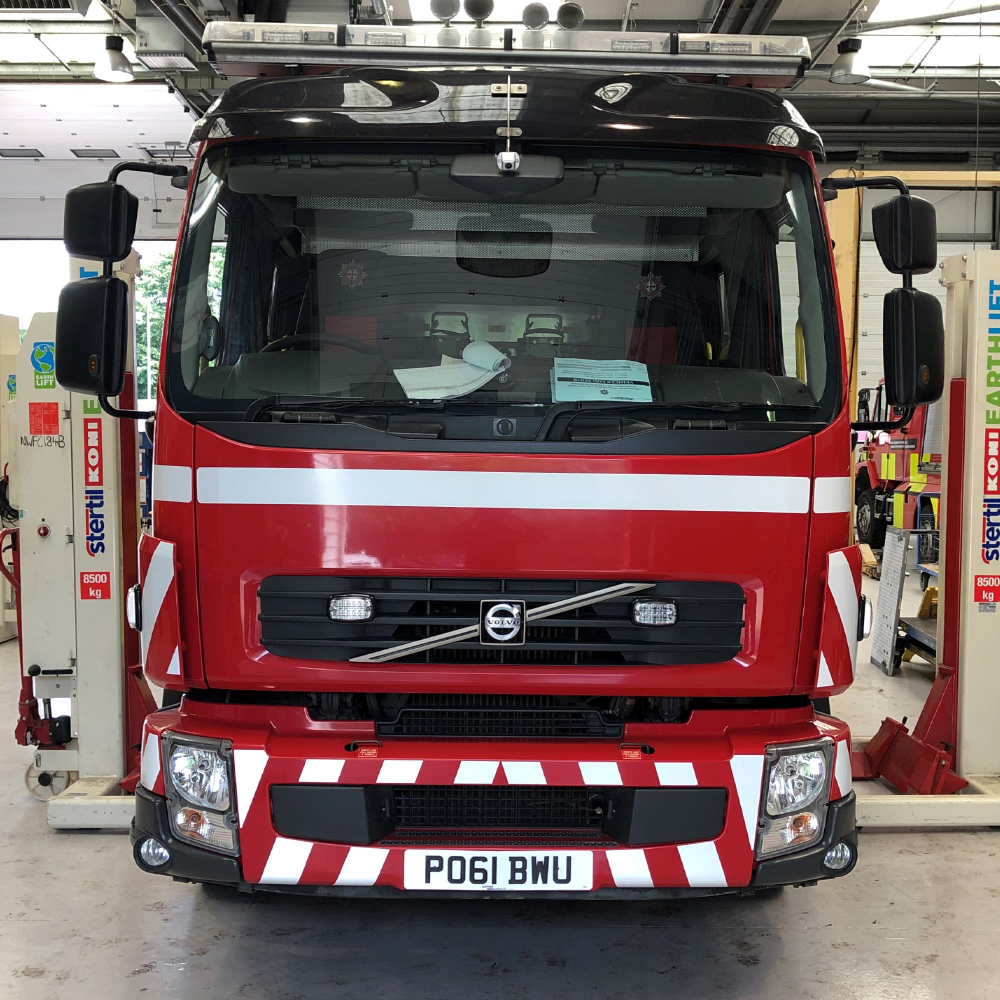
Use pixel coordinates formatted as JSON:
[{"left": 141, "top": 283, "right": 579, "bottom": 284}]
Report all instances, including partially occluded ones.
[
  {"left": 261, "top": 0, "right": 352, "bottom": 23},
  {"left": 147, "top": 0, "right": 205, "bottom": 52},
  {"left": 137, "top": 2, "right": 200, "bottom": 70}
]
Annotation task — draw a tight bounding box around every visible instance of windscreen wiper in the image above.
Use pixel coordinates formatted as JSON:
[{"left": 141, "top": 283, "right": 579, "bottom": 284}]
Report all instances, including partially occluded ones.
[
  {"left": 244, "top": 395, "right": 442, "bottom": 423},
  {"left": 532, "top": 400, "right": 820, "bottom": 441}
]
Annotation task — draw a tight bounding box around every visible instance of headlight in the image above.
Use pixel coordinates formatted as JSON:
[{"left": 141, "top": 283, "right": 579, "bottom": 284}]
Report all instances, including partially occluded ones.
[
  {"left": 169, "top": 744, "right": 231, "bottom": 811},
  {"left": 766, "top": 750, "right": 827, "bottom": 816},
  {"left": 163, "top": 736, "right": 239, "bottom": 856},
  {"left": 756, "top": 741, "right": 833, "bottom": 859}
]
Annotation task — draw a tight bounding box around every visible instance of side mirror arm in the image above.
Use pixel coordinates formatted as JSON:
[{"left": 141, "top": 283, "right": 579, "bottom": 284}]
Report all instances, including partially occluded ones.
[
  {"left": 851, "top": 407, "right": 913, "bottom": 432},
  {"left": 821, "top": 175, "right": 910, "bottom": 198},
  {"left": 98, "top": 394, "right": 148, "bottom": 421}
]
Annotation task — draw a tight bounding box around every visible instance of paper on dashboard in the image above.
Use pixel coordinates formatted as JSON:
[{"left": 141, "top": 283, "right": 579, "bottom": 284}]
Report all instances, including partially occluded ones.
[
  {"left": 550, "top": 358, "right": 652, "bottom": 402},
  {"left": 394, "top": 341, "right": 512, "bottom": 399}
]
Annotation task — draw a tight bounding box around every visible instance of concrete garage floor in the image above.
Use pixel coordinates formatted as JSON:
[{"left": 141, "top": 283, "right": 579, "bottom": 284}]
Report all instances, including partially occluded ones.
[{"left": 3, "top": 551, "right": 1000, "bottom": 999}]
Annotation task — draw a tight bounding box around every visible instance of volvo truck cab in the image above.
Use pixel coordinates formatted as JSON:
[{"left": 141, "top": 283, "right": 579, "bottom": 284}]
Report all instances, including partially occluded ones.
[{"left": 52, "top": 15, "right": 943, "bottom": 896}]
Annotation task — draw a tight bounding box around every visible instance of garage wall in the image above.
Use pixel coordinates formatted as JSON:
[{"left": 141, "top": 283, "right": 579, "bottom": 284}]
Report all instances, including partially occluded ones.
[{"left": 0, "top": 160, "right": 186, "bottom": 241}]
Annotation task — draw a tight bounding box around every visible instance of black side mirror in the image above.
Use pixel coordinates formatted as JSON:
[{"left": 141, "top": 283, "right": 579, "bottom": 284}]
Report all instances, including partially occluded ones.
[
  {"left": 883, "top": 287, "right": 945, "bottom": 407},
  {"left": 871, "top": 194, "right": 937, "bottom": 275},
  {"left": 55, "top": 277, "right": 129, "bottom": 396},
  {"left": 63, "top": 181, "right": 138, "bottom": 262}
]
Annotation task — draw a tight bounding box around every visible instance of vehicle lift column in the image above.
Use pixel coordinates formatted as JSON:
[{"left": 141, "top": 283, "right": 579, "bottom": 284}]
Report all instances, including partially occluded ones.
[
  {"left": 853, "top": 250, "right": 1000, "bottom": 825},
  {"left": 13, "top": 254, "right": 154, "bottom": 828}
]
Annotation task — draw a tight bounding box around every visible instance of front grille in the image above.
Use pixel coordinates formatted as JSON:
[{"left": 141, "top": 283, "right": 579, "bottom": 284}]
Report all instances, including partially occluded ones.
[
  {"left": 393, "top": 785, "right": 605, "bottom": 829},
  {"left": 375, "top": 694, "right": 623, "bottom": 738},
  {"left": 259, "top": 577, "right": 745, "bottom": 665},
  {"left": 269, "top": 783, "right": 728, "bottom": 847}
]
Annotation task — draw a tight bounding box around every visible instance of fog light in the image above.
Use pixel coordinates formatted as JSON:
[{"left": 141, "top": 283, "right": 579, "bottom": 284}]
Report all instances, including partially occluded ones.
[
  {"left": 328, "top": 594, "right": 374, "bottom": 622},
  {"left": 823, "top": 842, "right": 854, "bottom": 871},
  {"left": 139, "top": 837, "right": 171, "bottom": 867},
  {"left": 631, "top": 599, "right": 677, "bottom": 626}
]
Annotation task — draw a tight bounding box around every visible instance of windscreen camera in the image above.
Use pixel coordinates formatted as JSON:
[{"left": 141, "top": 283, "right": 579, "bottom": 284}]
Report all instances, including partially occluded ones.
[
  {"left": 496, "top": 150, "right": 520, "bottom": 173},
  {"left": 493, "top": 417, "right": 517, "bottom": 437}
]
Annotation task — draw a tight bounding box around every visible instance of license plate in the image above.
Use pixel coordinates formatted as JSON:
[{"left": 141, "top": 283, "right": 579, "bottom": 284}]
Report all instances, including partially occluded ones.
[{"left": 403, "top": 850, "right": 593, "bottom": 891}]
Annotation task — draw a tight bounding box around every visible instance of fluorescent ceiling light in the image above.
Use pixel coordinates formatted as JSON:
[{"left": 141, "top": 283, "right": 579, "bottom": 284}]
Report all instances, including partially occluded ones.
[{"left": 142, "top": 146, "right": 194, "bottom": 159}]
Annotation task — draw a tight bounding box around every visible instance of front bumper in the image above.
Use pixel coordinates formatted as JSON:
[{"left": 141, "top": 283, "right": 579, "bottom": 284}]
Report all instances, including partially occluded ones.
[
  {"left": 131, "top": 785, "right": 857, "bottom": 897},
  {"left": 132, "top": 701, "right": 858, "bottom": 898}
]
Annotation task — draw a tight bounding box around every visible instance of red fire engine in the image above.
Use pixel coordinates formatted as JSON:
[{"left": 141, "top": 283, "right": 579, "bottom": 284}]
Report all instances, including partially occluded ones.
[
  {"left": 855, "top": 380, "right": 941, "bottom": 563},
  {"left": 50, "top": 18, "right": 944, "bottom": 897}
]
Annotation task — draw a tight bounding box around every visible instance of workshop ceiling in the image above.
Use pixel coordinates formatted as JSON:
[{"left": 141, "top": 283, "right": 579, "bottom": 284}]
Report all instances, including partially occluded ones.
[{"left": 2, "top": 1, "right": 1000, "bottom": 166}]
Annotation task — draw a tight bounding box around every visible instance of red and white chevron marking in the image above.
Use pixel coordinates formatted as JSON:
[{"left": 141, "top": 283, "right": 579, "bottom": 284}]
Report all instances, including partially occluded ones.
[
  {"left": 139, "top": 709, "right": 852, "bottom": 892},
  {"left": 138, "top": 534, "right": 183, "bottom": 686},
  {"left": 230, "top": 751, "right": 771, "bottom": 890},
  {"left": 815, "top": 545, "right": 863, "bottom": 696},
  {"left": 138, "top": 723, "right": 165, "bottom": 796}
]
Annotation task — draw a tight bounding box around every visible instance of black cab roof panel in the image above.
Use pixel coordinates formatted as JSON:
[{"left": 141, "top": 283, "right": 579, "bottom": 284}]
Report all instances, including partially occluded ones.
[{"left": 192, "top": 70, "right": 823, "bottom": 157}]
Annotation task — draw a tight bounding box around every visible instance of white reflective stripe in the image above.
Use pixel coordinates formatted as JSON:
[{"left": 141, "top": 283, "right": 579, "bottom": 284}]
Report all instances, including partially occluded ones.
[
  {"left": 502, "top": 761, "right": 546, "bottom": 785},
  {"left": 233, "top": 748, "right": 268, "bottom": 826},
  {"left": 729, "top": 755, "right": 765, "bottom": 850},
  {"left": 816, "top": 651, "right": 834, "bottom": 688},
  {"left": 260, "top": 837, "right": 313, "bottom": 884},
  {"left": 654, "top": 762, "right": 698, "bottom": 786},
  {"left": 335, "top": 846, "right": 389, "bottom": 886},
  {"left": 834, "top": 739, "right": 853, "bottom": 798},
  {"left": 152, "top": 465, "right": 193, "bottom": 504},
  {"left": 140, "top": 733, "right": 160, "bottom": 791},
  {"left": 165, "top": 647, "right": 181, "bottom": 676},
  {"left": 828, "top": 550, "right": 859, "bottom": 668},
  {"left": 813, "top": 477, "right": 851, "bottom": 514},
  {"left": 376, "top": 759, "right": 422, "bottom": 784},
  {"left": 606, "top": 849, "right": 654, "bottom": 888},
  {"left": 140, "top": 541, "right": 174, "bottom": 666},
  {"left": 579, "top": 761, "right": 622, "bottom": 786},
  {"left": 196, "top": 467, "right": 811, "bottom": 514},
  {"left": 299, "top": 759, "right": 345, "bottom": 783},
  {"left": 678, "top": 841, "right": 728, "bottom": 887},
  {"left": 454, "top": 760, "right": 499, "bottom": 784}
]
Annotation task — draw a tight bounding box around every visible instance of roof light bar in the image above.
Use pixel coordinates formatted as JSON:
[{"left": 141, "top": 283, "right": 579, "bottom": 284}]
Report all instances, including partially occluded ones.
[{"left": 202, "top": 21, "right": 809, "bottom": 86}]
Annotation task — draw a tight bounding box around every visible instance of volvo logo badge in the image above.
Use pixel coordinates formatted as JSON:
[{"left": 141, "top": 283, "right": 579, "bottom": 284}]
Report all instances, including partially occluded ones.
[{"left": 480, "top": 600, "right": 526, "bottom": 645}]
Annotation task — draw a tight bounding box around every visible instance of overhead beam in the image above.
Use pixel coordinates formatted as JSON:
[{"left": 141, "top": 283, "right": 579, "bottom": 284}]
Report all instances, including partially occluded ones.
[{"left": 859, "top": 4, "right": 1000, "bottom": 33}]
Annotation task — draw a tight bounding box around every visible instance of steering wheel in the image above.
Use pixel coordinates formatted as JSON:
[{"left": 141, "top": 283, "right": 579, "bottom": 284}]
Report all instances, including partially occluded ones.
[{"left": 260, "top": 333, "right": 380, "bottom": 355}]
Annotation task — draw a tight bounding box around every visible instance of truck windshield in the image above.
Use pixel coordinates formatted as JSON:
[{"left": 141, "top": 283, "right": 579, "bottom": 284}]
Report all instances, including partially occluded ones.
[{"left": 166, "top": 142, "right": 839, "bottom": 427}]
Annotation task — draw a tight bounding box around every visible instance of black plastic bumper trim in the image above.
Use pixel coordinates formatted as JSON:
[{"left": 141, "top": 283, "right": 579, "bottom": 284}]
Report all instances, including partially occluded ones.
[
  {"left": 131, "top": 786, "right": 245, "bottom": 886},
  {"left": 752, "top": 791, "right": 858, "bottom": 887}
]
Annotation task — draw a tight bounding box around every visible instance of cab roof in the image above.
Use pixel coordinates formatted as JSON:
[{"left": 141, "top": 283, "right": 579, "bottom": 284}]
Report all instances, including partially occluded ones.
[{"left": 192, "top": 69, "right": 823, "bottom": 157}]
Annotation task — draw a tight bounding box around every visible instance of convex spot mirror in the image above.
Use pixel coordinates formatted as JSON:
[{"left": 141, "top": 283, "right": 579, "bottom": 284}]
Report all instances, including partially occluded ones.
[
  {"left": 63, "top": 181, "right": 138, "bottom": 262},
  {"left": 883, "top": 286, "right": 944, "bottom": 407},
  {"left": 872, "top": 194, "right": 937, "bottom": 275},
  {"left": 55, "top": 276, "right": 129, "bottom": 396}
]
